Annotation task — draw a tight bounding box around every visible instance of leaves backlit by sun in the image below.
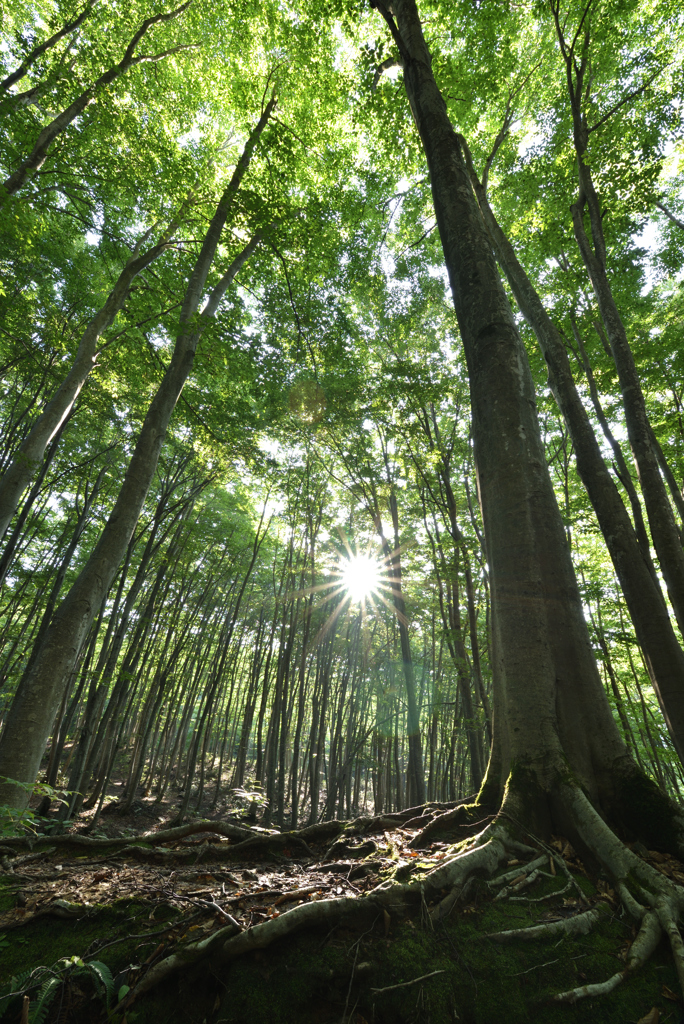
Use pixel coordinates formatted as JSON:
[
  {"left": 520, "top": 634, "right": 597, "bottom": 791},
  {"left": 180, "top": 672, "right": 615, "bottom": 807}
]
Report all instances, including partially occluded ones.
[{"left": 340, "top": 553, "right": 381, "bottom": 604}]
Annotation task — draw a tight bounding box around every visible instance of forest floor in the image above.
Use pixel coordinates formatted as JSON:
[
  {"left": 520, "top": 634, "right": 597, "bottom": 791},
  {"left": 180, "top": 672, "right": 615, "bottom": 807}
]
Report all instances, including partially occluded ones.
[{"left": 0, "top": 784, "right": 683, "bottom": 1024}]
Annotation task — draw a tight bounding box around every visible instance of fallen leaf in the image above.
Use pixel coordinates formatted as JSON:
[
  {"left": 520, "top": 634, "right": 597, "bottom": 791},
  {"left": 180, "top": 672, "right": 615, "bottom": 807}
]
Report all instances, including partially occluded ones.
[
  {"left": 661, "top": 984, "right": 679, "bottom": 1001},
  {"left": 637, "top": 1008, "right": 660, "bottom": 1024}
]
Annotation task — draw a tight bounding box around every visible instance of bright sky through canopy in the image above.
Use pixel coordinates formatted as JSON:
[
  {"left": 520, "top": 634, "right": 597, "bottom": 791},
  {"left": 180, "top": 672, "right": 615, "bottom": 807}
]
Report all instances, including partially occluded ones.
[{"left": 340, "top": 553, "right": 381, "bottom": 604}]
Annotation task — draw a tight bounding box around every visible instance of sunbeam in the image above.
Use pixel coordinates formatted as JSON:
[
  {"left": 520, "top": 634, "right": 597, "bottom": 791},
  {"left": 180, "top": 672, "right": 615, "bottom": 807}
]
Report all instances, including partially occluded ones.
[{"left": 340, "top": 552, "right": 381, "bottom": 604}]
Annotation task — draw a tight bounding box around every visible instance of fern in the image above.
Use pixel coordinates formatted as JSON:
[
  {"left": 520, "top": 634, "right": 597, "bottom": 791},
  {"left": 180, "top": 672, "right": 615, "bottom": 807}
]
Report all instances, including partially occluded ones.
[
  {"left": 0, "top": 965, "right": 50, "bottom": 1013},
  {"left": 4, "top": 966, "right": 40, "bottom": 992},
  {"left": 29, "top": 976, "right": 61, "bottom": 1024},
  {"left": 82, "top": 960, "right": 114, "bottom": 1006},
  {"left": 0, "top": 954, "right": 116, "bottom": 1020}
]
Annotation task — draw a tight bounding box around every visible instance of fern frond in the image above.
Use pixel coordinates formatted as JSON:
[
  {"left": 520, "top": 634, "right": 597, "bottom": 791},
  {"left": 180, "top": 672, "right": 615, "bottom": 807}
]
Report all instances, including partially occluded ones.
[
  {"left": 29, "top": 976, "right": 61, "bottom": 1024},
  {"left": 82, "top": 960, "right": 114, "bottom": 1005}
]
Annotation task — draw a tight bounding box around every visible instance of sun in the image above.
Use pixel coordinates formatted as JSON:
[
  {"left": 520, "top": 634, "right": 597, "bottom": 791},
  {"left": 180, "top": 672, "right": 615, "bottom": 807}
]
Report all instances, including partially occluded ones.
[{"left": 340, "top": 553, "right": 382, "bottom": 604}]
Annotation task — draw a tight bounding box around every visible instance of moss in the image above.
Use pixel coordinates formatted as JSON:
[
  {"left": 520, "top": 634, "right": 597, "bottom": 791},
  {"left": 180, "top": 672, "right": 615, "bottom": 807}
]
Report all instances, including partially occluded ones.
[
  {"left": 475, "top": 771, "right": 502, "bottom": 811},
  {"left": 207, "top": 875, "right": 680, "bottom": 1024},
  {"left": 0, "top": 864, "right": 679, "bottom": 1024},
  {"left": 0, "top": 900, "right": 156, "bottom": 985},
  {"left": 503, "top": 763, "right": 555, "bottom": 839}
]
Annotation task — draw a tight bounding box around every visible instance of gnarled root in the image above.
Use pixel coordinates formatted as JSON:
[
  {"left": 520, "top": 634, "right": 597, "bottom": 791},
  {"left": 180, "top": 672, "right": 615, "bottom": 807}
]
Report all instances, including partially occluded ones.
[
  {"left": 552, "top": 907, "right": 661, "bottom": 1003},
  {"left": 124, "top": 896, "right": 380, "bottom": 1008},
  {"left": 119, "top": 785, "right": 684, "bottom": 1012},
  {"left": 409, "top": 803, "right": 493, "bottom": 849},
  {"left": 492, "top": 783, "right": 684, "bottom": 1004},
  {"left": 420, "top": 782, "right": 684, "bottom": 1005},
  {"left": 488, "top": 905, "right": 605, "bottom": 943}
]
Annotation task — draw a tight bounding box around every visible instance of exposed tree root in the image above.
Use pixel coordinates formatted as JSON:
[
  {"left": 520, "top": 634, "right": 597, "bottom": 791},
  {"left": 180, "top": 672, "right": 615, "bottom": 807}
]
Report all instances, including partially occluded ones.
[
  {"left": 122, "top": 817, "right": 529, "bottom": 1005},
  {"left": 408, "top": 802, "right": 491, "bottom": 848},
  {"left": 551, "top": 908, "right": 661, "bottom": 1003},
  {"left": 7, "top": 788, "right": 684, "bottom": 1016},
  {"left": 488, "top": 853, "right": 549, "bottom": 900},
  {"left": 120, "top": 832, "right": 314, "bottom": 864},
  {"left": 125, "top": 895, "right": 379, "bottom": 1008},
  {"left": 487, "top": 905, "right": 605, "bottom": 942},
  {"left": 485, "top": 783, "right": 684, "bottom": 1004}
]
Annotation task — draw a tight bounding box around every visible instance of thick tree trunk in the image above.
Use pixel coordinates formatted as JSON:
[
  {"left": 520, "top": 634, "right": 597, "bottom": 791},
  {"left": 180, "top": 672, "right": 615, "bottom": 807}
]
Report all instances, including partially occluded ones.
[
  {"left": 384, "top": 0, "right": 632, "bottom": 826},
  {"left": 0, "top": 101, "right": 275, "bottom": 808},
  {"left": 464, "top": 162, "right": 684, "bottom": 763}
]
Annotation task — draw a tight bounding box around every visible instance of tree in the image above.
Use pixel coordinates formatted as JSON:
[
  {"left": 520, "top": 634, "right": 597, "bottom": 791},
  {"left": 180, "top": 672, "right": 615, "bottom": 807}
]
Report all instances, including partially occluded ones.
[
  {"left": 363, "top": 0, "right": 684, "bottom": 949},
  {"left": 0, "top": 99, "right": 275, "bottom": 809},
  {"left": 3, "top": 0, "right": 684, "bottom": 1008}
]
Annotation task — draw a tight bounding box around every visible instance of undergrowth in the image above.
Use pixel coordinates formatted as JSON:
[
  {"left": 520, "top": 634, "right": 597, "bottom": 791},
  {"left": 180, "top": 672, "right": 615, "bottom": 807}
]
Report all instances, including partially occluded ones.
[{"left": 1, "top": 863, "right": 680, "bottom": 1024}]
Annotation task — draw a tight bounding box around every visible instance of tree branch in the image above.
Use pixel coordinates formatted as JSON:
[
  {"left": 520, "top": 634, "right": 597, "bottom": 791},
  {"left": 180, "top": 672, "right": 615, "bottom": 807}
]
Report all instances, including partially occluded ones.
[
  {"left": 656, "top": 201, "right": 684, "bottom": 232},
  {"left": 588, "top": 64, "right": 670, "bottom": 134},
  {"left": 0, "top": 1, "right": 95, "bottom": 92}
]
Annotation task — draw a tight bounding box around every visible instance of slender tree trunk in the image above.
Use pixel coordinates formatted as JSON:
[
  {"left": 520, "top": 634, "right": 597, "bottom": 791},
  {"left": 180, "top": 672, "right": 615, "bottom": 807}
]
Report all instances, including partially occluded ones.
[
  {"left": 552, "top": 18, "right": 684, "bottom": 641},
  {"left": 2, "top": 3, "right": 191, "bottom": 196},
  {"left": 0, "top": 101, "right": 275, "bottom": 808},
  {"left": 0, "top": 236, "right": 179, "bottom": 541}
]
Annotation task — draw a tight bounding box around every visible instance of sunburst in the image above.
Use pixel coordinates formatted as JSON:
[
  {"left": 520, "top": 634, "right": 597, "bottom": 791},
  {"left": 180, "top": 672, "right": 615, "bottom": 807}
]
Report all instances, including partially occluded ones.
[{"left": 339, "top": 551, "right": 382, "bottom": 604}]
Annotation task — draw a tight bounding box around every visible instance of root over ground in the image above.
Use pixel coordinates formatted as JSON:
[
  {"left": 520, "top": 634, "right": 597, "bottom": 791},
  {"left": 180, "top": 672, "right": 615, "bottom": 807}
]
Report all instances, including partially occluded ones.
[{"left": 0, "top": 799, "right": 683, "bottom": 1024}]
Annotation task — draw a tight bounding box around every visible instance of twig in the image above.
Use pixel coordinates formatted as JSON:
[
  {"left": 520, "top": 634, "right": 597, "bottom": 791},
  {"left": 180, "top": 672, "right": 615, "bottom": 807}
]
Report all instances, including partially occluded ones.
[
  {"left": 371, "top": 969, "right": 445, "bottom": 995},
  {"left": 88, "top": 909, "right": 206, "bottom": 956},
  {"left": 162, "top": 888, "right": 242, "bottom": 929},
  {"left": 509, "top": 957, "right": 560, "bottom": 976},
  {"left": 343, "top": 915, "right": 381, "bottom": 1022}
]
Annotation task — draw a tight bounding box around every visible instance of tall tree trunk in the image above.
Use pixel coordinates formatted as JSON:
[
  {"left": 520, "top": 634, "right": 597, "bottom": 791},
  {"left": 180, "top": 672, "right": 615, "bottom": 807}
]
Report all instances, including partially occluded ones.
[
  {"left": 0, "top": 101, "right": 275, "bottom": 808},
  {"left": 0, "top": 231, "right": 179, "bottom": 542},
  {"left": 552, "top": 13, "right": 684, "bottom": 641},
  {"left": 379, "top": 0, "right": 638, "bottom": 832},
  {"left": 462, "top": 153, "right": 684, "bottom": 763},
  {"left": 2, "top": 3, "right": 191, "bottom": 196}
]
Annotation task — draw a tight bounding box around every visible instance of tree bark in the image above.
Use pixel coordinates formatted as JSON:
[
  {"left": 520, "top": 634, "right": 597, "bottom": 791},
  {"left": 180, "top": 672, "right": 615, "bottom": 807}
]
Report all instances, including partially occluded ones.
[
  {"left": 461, "top": 152, "right": 684, "bottom": 763},
  {"left": 380, "top": 0, "right": 635, "bottom": 830},
  {"left": 551, "top": 14, "right": 684, "bottom": 641},
  {"left": 2, "top": 3, "right": 192, "bottom": 196},
  {"left": 0, "top": 227, "right": 179, "bottom": 541},
  {"left": 0, "top": 2, "right": 95, "bottom": 94}
]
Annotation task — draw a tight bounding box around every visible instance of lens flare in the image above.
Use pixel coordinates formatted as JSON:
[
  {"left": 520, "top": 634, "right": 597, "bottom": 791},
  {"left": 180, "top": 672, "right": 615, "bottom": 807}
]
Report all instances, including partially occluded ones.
[{"left": 340, "top": 553, "right": 381, "bottom": 604}]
